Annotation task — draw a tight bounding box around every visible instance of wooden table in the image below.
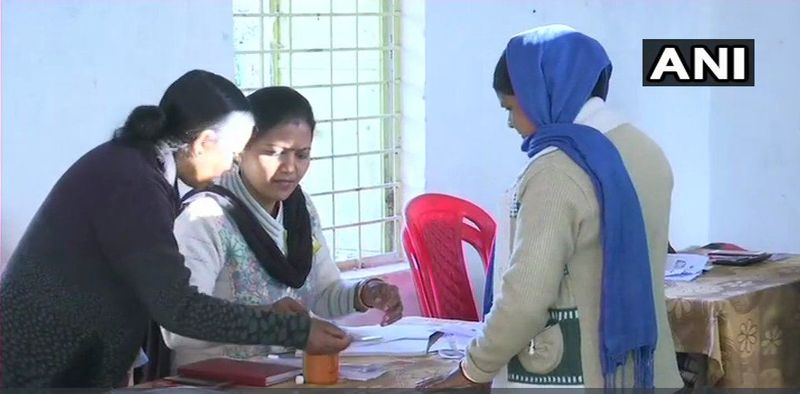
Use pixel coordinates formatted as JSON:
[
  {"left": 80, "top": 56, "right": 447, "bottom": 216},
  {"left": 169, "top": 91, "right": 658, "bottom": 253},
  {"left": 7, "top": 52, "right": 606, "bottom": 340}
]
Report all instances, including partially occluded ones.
[
  {"left": 665, "top": 256, "right": 800, "bottom": 387},
  {"left": 135, "top": 317, "right": 465, "bottom": 389},
  {"left": 278, "top": 356, "right": 456, "bottom": 389}
]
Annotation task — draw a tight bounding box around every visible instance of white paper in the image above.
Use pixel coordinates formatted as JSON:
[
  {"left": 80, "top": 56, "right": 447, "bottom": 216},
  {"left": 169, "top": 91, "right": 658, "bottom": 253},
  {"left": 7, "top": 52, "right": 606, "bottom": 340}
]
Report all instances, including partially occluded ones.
[
  {"left": 341, "top": 318, "right": 483, "bottom": 358},
  {"left": 428, "top": 333, "right": 473, "bottom": 352},
  {"left": 388, "top": 317, "right": 483, "bottom": 334},
  {"left": 437, "top": 323, "right": 482, "bottom": 338},
  {"left": 770, "top": 253, "right": 798, "bottom": 262},
  {"left": 338, "top": 364, "right": 388, "bottom": 381},
  {"left": 665, "top": 253, "right": 709, "bottom": 281},
  {"left": 341, "top": 338, "right": 431, "bottom": 357},
  {"left": 343, "top": 324, "right": 438, "bottom": 342},
  {"left": 665, "top": 272, "right": 703, "bottom": 282}
]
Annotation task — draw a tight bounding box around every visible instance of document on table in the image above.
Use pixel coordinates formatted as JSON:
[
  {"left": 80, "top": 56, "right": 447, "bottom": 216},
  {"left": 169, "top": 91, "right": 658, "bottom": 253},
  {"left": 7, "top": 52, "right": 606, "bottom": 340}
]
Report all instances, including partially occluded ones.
[
  {"left": 665, "top": 253, "right": 710, "bottom": 282},
  {"left": 341, "top": 318, "right": 483, "bottom": 357},
  {"left": 345, "top": 323, "right": 439, "bottom": 342}
]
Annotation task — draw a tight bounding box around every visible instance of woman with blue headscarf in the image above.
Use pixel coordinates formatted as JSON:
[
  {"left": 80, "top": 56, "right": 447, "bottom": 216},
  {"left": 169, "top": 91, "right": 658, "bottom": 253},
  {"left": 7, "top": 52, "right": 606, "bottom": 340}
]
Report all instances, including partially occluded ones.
[{"left": 419, "top": 25, "right": 682, "bottom": 390}]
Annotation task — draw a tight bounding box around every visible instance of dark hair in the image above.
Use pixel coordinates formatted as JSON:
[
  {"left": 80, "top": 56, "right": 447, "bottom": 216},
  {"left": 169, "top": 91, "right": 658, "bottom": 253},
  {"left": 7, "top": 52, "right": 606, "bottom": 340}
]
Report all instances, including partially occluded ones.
[
  {"left": 492, "top": 50, "right": 612, "bottom": 100},
  {"left": 114, "top": 69, "right": 250, "bottom": 145},
  {"left": 493, "top": 51, "right": 514, "bottom": 95},
  {"left": 246, "top": 86, "right": 315, "bottom": 140},
  {"left": 591, "top": 65, "right": 611, "bottom": 100}
]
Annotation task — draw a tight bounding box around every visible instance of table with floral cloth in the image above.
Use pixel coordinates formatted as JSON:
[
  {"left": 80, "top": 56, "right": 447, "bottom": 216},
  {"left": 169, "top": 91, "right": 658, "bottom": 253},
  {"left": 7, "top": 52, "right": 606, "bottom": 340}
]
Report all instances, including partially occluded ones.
[{"left": 665, "top": 256, "right": 800, "bottom": 387}]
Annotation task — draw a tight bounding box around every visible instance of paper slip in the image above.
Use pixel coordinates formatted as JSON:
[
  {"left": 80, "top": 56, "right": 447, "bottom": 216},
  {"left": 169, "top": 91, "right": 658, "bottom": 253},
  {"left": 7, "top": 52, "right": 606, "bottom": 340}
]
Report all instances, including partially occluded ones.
[
  {"left": 343, "top": 324, "right": 438, "bottom": 342},
  {"left": 665, "top": 272, "right": 703, "bottom": 282},
  {"left": 378, "top": 317, "right": 482, "bottom": 338},
  {"left": 437, "top": 323, "right": 481, "bottom": 338},
  {"left": 429, "top": 333, "right": 473, "bottom": 352},
  {"left": 769, "top": 253, "right": 798, "bottom": 262},
  {"left": 666, "top": 253, "right": 709, "bottom": 276}
]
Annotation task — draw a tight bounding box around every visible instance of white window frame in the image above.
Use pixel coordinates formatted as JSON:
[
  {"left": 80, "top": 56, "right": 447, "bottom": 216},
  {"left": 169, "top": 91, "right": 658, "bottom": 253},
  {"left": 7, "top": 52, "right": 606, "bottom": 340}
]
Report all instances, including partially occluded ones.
[{"left": 233, "top": 0, "right": 403, "bottom": 270}]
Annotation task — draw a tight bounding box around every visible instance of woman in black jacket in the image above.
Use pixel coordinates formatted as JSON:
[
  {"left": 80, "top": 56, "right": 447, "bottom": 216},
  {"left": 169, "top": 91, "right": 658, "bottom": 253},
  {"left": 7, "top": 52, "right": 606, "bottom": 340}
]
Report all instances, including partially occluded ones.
[{"left": 0, "top": 70, "right": 350, "bottom": 388}]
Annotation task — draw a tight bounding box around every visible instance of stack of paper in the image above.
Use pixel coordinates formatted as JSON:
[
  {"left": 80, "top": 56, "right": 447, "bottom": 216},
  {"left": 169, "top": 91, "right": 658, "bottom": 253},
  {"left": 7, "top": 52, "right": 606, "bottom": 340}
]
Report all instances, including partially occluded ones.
[
  {"left": 665, "top": 253, "right": 710, "bottom": 282},
  {"left": 346, "top": 323, "right": 438, "bottom": 342},
  {"left": 428, "top": 323, "right": 481, "bottom": 357},
  {"left": 342, "top": 324, "right": 438, "bottom": 357},
  {"left": 341, "top": 319, "right": 484, "bottom": 358}
]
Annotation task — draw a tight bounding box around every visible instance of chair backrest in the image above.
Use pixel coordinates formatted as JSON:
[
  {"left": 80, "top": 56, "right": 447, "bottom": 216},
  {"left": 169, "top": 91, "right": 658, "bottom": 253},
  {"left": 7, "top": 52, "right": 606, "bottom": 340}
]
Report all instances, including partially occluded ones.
[{"left": 402, "top": 193, "right": 496, "bottom": 321}]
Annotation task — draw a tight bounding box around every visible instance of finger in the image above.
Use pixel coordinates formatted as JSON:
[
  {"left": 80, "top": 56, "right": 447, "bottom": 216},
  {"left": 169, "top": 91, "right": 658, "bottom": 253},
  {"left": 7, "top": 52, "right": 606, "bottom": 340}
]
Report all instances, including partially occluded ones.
[
  {"left": 383, "top": 309, "right": 403, "bottom": 326},
  {"left": 273, "top": 298, "right": 304, "bottom": 314},
  {"left": 289, "top": 301, "right": 308, "bottom": 314},
  {"left": 418, "top": 376, "right": 449, "bottom": 391},
  {"left": 381, "top": 303, "right": 403, "bottom": 325},
  {"left": 309, "top": 332, "right": 351, "bottom": 355},
  {"left": 322, "top": 321, "right": 351, "bottom": 340},
  {"left": 382, "top": 315, "right": 401, "bottom": 326},
  {"left": 324, "top": 325, "right": 348, "bottom": 339},
  {"left": 327, "top": 333, "right": 352, "bottom": 352}
]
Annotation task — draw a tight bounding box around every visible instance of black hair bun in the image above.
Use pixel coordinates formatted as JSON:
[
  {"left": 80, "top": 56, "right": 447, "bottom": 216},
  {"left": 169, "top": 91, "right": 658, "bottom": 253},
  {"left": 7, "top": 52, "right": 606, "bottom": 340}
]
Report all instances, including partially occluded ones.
[{"left": 121, "top": 105, "right": 167, "bottom": 141}]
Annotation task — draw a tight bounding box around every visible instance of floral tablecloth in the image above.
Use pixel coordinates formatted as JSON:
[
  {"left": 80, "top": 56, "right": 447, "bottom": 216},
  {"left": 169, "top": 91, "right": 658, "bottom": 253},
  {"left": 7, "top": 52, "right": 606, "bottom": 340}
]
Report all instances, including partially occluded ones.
[{"left": 665, "top": 256, "right": 800, "bottom": 387}]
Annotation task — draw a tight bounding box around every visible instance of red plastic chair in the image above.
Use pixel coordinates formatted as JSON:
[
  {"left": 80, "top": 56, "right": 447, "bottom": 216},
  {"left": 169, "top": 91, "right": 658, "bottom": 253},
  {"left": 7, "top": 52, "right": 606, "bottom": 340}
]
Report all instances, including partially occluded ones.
[{"left": 402, "top": 193, "right": 496, "bottom": 322}]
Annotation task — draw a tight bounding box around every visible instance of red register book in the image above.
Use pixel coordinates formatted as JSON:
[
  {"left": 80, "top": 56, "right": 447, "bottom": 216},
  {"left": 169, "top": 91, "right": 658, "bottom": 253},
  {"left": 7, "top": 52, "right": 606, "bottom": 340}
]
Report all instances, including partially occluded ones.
[{"left": 177, "top": 358, "right": 302, "bottom": 387}]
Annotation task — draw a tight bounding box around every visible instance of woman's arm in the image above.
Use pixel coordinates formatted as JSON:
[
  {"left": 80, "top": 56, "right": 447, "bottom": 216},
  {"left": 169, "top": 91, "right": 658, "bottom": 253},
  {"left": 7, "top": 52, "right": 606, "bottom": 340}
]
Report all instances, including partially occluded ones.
[
  {"left": 93, "top": 177, "right": 310, "bottom": 348},
  {"left": 161, "top": 196, "right": 231, "bottom": 350}
]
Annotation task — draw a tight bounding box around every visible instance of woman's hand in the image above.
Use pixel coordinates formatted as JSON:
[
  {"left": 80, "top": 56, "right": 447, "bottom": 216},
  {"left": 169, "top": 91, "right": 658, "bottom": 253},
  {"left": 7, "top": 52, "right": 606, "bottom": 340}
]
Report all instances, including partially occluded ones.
[
  {"left": 416, "top": 363, "right": 490, "bottom": 392},
  {"left": 359, "top": 279, "right": 403, "bottom": 326},
  {"left": 305, "top": 317, "right": 352, "bottom": 355}
]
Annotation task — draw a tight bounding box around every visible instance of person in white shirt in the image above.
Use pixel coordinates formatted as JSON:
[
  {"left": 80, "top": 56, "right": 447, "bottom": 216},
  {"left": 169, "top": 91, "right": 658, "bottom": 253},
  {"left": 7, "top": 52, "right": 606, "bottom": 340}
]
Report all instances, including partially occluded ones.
[{"left": 162, "top": 86, "right": 403, "bottom": 371}]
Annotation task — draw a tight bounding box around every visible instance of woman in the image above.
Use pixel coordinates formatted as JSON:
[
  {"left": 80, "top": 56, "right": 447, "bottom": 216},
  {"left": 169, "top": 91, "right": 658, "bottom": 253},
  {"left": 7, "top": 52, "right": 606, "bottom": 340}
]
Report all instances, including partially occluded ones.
[
  {"left": 419, "top": 25, "right": 682, "bottom": 390},
  {"left": 0, "top": 70, "right": 350, "bottom": 388},
  {"left": 162, "top": 86, "right": 403, "bottom": 370}
]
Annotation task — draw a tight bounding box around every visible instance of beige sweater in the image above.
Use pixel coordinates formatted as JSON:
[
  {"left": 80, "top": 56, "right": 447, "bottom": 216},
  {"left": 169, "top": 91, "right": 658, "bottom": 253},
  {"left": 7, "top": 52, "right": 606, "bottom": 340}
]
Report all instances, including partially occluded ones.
[{"left": 463, "top": 100, "right": 682, "bottom": 388}]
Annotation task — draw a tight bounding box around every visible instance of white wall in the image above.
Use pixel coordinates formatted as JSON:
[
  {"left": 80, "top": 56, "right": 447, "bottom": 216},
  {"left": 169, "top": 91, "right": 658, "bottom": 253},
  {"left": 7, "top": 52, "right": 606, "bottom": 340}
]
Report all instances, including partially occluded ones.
[
  {"left": 708, "top": 0, "right": 800, "bottom": 252},
  {"left": 423, "top": 0, "right": 718, "bottom": 307},
  {"left": 421, "top": 1, "right": 800, "bottom": 311},
  {"left": 1, "top": 0, "right": 235, "bottom": 269},
  {"left": 424, "top": 0, "right": 715, "bottom": 253},
  {"left": 5, "top": 0, "right": 798, "bottom": 315}
]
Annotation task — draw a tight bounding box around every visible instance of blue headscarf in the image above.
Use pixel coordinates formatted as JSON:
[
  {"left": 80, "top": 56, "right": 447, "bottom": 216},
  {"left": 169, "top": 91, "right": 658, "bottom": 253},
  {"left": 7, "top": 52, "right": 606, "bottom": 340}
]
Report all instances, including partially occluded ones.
[{"left": 505, "top": 25, "right": 657, "bottom": 388}]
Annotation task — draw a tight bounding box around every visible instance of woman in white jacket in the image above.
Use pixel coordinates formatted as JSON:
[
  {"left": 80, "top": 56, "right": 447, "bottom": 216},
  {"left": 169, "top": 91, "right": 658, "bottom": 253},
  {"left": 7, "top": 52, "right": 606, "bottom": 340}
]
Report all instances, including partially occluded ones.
[{"left": 163, "top": 86, "right": 403, "bottom": 371}]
